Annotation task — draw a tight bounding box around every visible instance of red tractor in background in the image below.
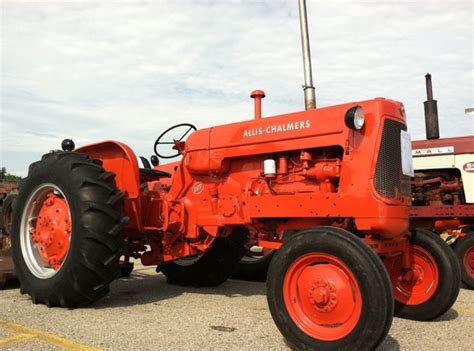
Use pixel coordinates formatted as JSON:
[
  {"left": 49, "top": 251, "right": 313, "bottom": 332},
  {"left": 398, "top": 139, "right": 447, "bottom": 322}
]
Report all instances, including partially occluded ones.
[
  {"left": 8, "top": 1, "right": 461, "bottom": 349},
  {"left": 411, "top": 74, "right": 474, "bottom": 289}
]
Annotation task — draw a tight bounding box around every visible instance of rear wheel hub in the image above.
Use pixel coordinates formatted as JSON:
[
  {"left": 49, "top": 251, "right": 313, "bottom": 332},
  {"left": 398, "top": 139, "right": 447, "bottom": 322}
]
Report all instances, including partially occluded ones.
[
  {"left": 31, "top": 193, "right": 71, "bottom": 270},
  {"left": 20, "top": 184, "right": 72, "bottom": 279},
  {"left": 308, "top": 278, "right": 337, "bottom": 312}
]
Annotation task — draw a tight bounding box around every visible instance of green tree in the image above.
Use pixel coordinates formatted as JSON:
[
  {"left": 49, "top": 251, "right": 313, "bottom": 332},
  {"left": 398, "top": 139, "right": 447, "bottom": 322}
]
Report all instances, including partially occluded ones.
[{"left": 0, "top": 167, "right": 22, "bottom": 182}]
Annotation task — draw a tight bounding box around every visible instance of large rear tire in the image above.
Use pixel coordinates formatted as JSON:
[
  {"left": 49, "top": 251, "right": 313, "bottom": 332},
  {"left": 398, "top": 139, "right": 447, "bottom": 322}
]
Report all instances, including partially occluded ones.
[
  {"left": 158, "top": 227, "right": 246, "bottom": 287},
  {"left": 12, "top": 152, "right": 127, "bottom": 307},
  {"left": 384, "top": 228, "right": 461, "bottom": 320},
  {"left": 267, "top": 226, "right": 394, "bottom": 350},
  {"left": 453, "top": 231, "right": 474, "bottom": 289}
]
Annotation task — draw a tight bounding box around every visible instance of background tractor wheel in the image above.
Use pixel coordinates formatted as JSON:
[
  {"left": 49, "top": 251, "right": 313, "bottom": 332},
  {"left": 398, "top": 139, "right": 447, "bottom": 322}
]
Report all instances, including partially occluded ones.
[
  {"left": 2, "top": 192, "right": 18, "bottom": 237},
  {"left": 384, "top": 228, "right": 461, "bottom": 321},
  {"left": 12, "top": 152, "right": 127, "bottom": 307},
  {"left": 267, "top": 226, "right": 393, "bottom": 350},
  {"left": 0, "top": 200, "right": 3, "bottom": 234},
  {"left": 0, "top": 192, "right": 18, "bottom": 252},
  {"left": 0, "top": 192, "right": 17, "bottom": 288},
  {"left": 1, "top": 190, "right": 18, "bottom": 236},
  {"left": 453, "top": 231, "right": 474, "bottom": 289},
  {"left": 158, "top": 227, "right": 246, "bottom": 287}
]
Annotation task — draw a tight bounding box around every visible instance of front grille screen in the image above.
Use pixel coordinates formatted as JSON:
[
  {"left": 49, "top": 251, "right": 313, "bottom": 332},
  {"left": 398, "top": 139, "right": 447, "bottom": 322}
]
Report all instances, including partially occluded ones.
[{"left": 374, "top": 119, "right": 412, "bottom": 199}]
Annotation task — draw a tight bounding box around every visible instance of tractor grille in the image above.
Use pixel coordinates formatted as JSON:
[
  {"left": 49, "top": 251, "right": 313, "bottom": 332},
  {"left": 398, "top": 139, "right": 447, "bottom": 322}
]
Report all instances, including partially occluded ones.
[{"left": 374, "top": 119, "right": 412, "bottom": 199}]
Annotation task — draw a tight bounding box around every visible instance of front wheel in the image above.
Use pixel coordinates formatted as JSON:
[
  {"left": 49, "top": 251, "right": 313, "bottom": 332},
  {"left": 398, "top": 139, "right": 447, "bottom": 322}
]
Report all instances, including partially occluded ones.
[
  {"left": 267, "top": 227, "right": 393, "bottom": 350},
  {"left": 384, "top": 228, "right": 461, "bottom": 320},
  {"left": 453, "top": 231, "right": 474, "bottom": 289}
]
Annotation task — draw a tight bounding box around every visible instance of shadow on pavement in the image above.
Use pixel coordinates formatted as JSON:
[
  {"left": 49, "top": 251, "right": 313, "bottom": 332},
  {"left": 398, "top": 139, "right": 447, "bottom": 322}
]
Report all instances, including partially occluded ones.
[
  {"left": 431, "top": 308, "right": 458, "bottom": 322},
  {"left": 378, "top": 335, "right": 400, "bottom": 351},
  {"left": 94, "top": 268, "right": 266, "bottom": 309}
]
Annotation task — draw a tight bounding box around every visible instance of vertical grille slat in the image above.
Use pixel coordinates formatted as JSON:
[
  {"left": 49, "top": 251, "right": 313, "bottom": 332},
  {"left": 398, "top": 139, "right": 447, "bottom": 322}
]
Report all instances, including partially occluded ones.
[{"left": 375, "top": 119, "right": 412, "bottom": 199}]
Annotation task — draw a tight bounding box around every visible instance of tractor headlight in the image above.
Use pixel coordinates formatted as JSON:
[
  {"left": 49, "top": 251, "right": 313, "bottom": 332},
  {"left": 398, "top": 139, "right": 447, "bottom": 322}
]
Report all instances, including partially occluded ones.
[{"left": 345, "top": 106, "right": 365, "bottom": 130}]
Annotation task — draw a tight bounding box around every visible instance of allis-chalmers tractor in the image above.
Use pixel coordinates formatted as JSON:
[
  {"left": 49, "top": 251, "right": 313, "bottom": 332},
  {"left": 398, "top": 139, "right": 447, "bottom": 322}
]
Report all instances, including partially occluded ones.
[
  {"left": 235, "top": 75, "right": 474, "bottom": 289},
  {"left": 10, "top": 1, "right": 461, "bottom": 350},
  {"left": 411, "top": 74, "right": 474, "bottom": 289}
]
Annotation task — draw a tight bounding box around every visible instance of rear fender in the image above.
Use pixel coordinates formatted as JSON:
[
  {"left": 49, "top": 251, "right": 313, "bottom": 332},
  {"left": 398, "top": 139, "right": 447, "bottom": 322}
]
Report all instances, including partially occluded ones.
[{"left": 76, "top": 141, "right": 142, "bottom": 230}]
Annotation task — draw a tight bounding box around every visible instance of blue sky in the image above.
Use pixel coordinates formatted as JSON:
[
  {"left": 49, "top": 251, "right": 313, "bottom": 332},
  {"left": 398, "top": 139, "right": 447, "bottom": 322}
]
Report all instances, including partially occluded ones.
[{"left": 1, "top": 0, "right": 473, "bottom": 176}]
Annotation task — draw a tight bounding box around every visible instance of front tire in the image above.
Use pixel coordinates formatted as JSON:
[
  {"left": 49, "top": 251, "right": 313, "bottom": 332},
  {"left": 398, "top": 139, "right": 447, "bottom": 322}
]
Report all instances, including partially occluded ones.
[
  {"left": 453, "top": 231, "right": 474, "bottom": 289},
  {"left": 158, "top": 227, "right": 246, "bottom": 287},
  {"left": 384, "top": 228, "right": 461, "bottom": 320},
  {"left": 267, "top": 227, "right": 394, "bottom": 350},
  {"left": 12, "top": 152, "right": 127, "bottom": 307}
]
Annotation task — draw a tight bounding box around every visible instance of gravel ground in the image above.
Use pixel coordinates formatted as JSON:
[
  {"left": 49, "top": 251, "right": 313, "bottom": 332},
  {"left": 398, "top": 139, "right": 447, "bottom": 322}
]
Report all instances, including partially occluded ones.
[{"left": 0, "top": 264, "right": 472, "bottom": 350}]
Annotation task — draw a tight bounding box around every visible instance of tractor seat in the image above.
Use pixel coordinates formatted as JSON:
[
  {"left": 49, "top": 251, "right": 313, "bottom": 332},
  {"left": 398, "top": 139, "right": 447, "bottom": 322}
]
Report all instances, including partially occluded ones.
[{"left": 139, "top": 168, "right": 172, "bottom": 182}]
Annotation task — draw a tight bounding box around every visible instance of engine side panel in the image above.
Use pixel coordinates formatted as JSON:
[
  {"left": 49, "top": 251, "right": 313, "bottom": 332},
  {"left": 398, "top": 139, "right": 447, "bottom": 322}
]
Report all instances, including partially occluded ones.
[{"left": 170, "top": 98, "right": 410, "bottom": 239}]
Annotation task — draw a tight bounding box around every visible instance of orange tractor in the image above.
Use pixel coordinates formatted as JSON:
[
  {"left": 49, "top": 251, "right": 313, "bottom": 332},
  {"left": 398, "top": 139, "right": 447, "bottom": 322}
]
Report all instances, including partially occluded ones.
[
  {"left": 236, "top": 75, "right": 474, "bottom": 289},
  {"left": 10, "top": 1, "right": 460, "bottom": 349}
]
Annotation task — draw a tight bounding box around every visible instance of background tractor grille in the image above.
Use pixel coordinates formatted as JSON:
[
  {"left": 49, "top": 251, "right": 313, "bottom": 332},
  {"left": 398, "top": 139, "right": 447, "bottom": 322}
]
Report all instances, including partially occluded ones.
[{"left": 374, "top": 119, "right": 412, "bottom": 199}]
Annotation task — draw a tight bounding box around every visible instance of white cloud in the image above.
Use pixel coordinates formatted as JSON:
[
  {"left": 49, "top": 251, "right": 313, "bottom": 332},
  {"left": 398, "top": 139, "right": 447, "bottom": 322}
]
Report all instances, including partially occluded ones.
[{"left": 1, "top": 0, "right": 472, "bottom": 176}]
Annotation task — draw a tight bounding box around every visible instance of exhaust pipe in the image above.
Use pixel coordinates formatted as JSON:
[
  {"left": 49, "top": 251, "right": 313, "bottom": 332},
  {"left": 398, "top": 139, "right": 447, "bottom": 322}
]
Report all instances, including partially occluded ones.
[
  {"left": 424, "top": 73, "right": 440, "bottom": 139},
  {"left": 298, "top": 0, "right": 316, "bottom": 110}
]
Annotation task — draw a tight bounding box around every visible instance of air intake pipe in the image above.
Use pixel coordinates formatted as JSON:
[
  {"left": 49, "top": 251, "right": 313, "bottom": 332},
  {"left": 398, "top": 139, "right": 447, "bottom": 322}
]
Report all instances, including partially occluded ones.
[{"left": 424, "top": 73, "right": 440, "bottom": 139}]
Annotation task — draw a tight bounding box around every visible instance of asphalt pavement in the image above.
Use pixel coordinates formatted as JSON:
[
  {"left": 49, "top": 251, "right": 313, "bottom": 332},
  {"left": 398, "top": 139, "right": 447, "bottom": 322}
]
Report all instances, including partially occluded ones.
[{"left": 0, "top": 263, "right": 472, "bottom": 350}]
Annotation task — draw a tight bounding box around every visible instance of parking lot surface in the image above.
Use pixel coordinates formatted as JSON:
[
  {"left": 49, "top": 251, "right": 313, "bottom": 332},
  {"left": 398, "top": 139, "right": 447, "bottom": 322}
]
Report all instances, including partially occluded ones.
[{"left": 0, "top": 263, "right": 473, "bottom": 350}]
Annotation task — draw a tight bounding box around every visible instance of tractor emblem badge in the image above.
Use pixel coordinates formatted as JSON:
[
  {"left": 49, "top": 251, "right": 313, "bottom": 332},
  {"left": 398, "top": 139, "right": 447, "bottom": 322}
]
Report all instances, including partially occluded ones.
[{"left": 192, "top": 182, "right": 204, "bottom": 194}]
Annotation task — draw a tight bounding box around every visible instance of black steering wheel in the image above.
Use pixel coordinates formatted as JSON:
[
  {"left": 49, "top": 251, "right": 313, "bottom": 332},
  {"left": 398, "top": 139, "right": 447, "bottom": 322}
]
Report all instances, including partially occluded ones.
[{"left": 154, "top": 123, "right": 197, "bottom": 159}]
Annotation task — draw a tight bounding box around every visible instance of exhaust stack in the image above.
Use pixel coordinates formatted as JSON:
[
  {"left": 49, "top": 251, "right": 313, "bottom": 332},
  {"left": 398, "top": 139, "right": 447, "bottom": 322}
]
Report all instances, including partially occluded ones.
[
  {"left": 298, "top": 0, "right": 316, "bottom": 110},
  {"left": 424, "top": 73, "right": 440, "bottom": 139}
]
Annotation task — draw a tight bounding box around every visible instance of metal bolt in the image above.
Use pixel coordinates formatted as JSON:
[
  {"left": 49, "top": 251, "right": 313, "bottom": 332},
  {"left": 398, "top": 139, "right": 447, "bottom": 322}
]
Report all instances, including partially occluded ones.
[
  {"left": 314, "top": 289, "right": 328, "bottom": 304},
  {"left": 44, "top": 196, "right": 54, "bottom": 206}
]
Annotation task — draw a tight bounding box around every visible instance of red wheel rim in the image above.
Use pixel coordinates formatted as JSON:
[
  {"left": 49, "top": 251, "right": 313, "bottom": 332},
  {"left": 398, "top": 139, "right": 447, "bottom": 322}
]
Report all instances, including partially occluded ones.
[
  {"left": 283, "top": 253, "right": 362, "bottom": 341},
  {"left": 464, "top": 247, "right": 474, "bottom": 279},
  {"left": 31, "top": 193, "right": 72, "bottom": 270},
  {"left": 385, "top": 246, "right": 439, "bottom": 305}
]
